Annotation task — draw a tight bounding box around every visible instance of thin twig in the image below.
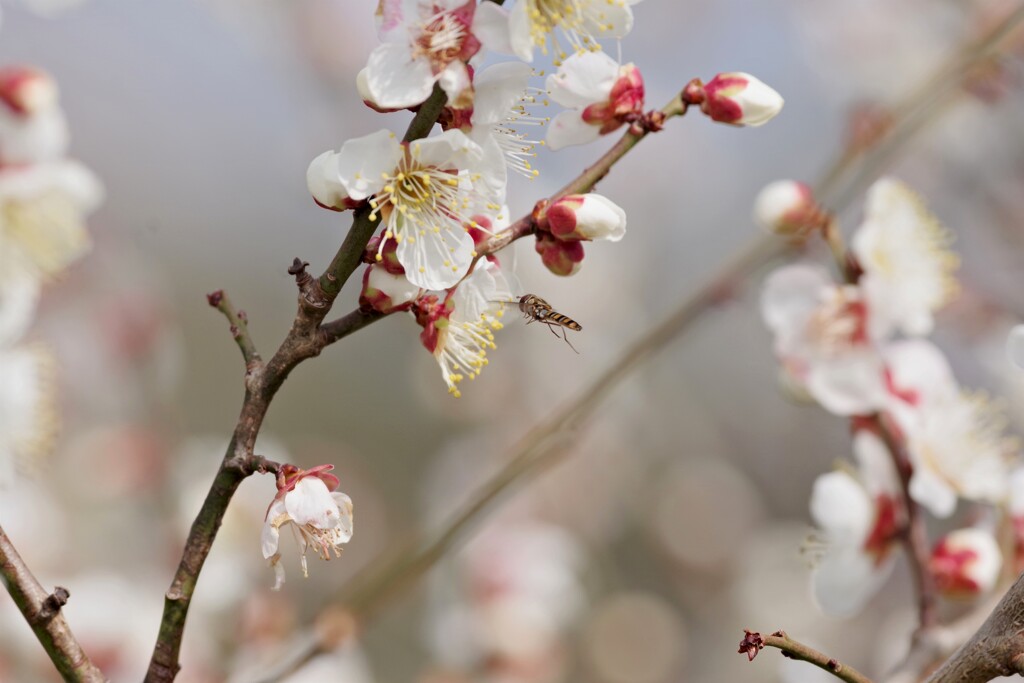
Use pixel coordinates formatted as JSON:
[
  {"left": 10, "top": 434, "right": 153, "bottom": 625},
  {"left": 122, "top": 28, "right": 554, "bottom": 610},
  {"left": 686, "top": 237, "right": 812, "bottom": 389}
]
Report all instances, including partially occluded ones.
[
  {"left": 143, "top": 91, "right": 443, "bottom": 683},
  {"left": 0, "top": 525, "right": 104, "bottom": 682},
  {"left": 207, "top": 289, "right": 261, "bottom": 369},
  {"left": 739, "top": 630, "right": 874, "bottom": 683}
]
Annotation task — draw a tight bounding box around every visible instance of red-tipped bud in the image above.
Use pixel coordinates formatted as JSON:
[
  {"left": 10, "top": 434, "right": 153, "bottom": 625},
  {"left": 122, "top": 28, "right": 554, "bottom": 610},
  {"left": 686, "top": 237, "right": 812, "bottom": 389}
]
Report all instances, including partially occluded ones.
[
  {"left": 752, "top": 180, "right": 822, "bottom": 236},
  {"left": 359, "top": 265, "right": 420, "bottom": 314},
  {"left": 930, "top": 528, "right": 1002, "bottom": 598},
  {"left": 535, "top": 232, "right": 584, "bottom": 276},
  {"left": 0, "top": 66, "right": 58, "bottom": 116},
  {"left": 580, "top": 63, "right": 645, "bottom": 135},
  {"left": 545, "top": 193, "right": 626, "bottom": 242},
  {"left": 692, "top": 72, "right": 784, "bottom": 127}
]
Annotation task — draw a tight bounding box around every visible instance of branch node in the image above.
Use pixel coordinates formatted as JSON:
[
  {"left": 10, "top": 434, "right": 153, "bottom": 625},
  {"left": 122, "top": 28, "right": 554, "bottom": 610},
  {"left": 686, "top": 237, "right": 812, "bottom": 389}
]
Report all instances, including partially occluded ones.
[
  {"left": 38, "top": 586, "right": 70, "bottom": 621},
  {"left": 288, "top": 258, "right": 310, "bottom": 278}
]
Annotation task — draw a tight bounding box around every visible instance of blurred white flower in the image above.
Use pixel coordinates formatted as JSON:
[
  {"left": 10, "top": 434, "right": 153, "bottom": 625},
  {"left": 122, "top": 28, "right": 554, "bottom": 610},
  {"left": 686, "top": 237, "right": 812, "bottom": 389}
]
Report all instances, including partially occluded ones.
[
  {"left": 427, "top": 520, "right": 586, "bottom": 676},
  {"left": 809, "top": 429, "right": 903, "bottom": 617},
  {"left": 852, "top": 177, "right": 959, "bottom": 338},
  {"left": 1006, "top": 324, "right": 1024, "bottom": 370},
  {"left": 262, "top": 464, "right": 353, "bottom": 590},
  {"left": 0, "top": 345, "right": 54, "bottom": 487},
  {"left": 929, "top": 528, "right": 1002, "bottom": 598},
  {"left": 0, "top": 160, "right": 104, "bottom": 280},
  {"left": 904, "top": 392, "right": 1013, "bottom": 518},
  {"left": 761, "top": 263, "right": 886, "bottom": 415},
  {"left": 545, "top": 51, "right": 644, "bottom": 150}
]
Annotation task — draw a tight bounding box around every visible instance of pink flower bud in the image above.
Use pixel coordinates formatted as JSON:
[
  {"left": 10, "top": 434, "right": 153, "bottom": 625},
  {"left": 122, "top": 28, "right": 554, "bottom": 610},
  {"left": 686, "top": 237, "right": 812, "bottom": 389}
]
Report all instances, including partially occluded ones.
[
  {"left": 535, "top": 232, "right": 584, "bottom": 276},
  {"left": 306, "top": 150, "right": 362, "bottom": 211},
  {"left": 0, "top": 66, "right": 58, "bottom": 116},
  {"left": 930, "top": 528, "right": 1002, "bottom": 598},
  {"left": 581, "top": 63, "right": 645, "bottom": 135},
  {"left": 697, "top": 72, "right": 784, "bottom": 127},
  {"left": 359, "top": 265, "right": 420, "bottom": 314},
  {"left": 752, "top": 180, "right": 821, "bottom": 235},
  {"left": 545, "top": 193, "right": 626, "bottom": 242}
]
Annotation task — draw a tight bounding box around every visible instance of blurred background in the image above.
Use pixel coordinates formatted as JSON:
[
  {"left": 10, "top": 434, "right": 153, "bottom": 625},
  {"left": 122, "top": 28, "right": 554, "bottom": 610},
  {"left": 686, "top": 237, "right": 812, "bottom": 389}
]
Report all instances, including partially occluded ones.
[{"left": 2, "top": 0, "right": 1024, "bottom": 681}]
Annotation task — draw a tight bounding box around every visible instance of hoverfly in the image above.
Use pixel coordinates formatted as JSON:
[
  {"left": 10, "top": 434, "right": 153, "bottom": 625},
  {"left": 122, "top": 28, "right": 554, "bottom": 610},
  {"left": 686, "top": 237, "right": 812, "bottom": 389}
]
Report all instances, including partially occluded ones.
[{"left": 493, "top": 294, "right": 582, "bottom": 353}]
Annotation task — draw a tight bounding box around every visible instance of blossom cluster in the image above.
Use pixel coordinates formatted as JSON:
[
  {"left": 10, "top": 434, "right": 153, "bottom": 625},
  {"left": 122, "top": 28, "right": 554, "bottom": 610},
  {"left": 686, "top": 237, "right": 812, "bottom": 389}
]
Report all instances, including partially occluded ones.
[
  {"left": 306, "top": 0, "right": 784, "bottom": 398},
  {"left": 0, "top": 66, "right": 102, "bottom": 487},
  {"left": 758, "top": 177, "right": 1020, "bottom": 616}
]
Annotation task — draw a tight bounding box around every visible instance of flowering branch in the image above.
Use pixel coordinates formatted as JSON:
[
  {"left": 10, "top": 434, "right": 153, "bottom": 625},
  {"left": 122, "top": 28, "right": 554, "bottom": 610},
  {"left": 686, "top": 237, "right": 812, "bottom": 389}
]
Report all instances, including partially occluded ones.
[
  {"left": 738, "top": 630, "right": 874, "bottom": 683},
  {"left": 0, "top": 525, "right": 105, "bottom": 682},
  {"left": 243, "top": 12, "right": 1024, "bottom": 681}
]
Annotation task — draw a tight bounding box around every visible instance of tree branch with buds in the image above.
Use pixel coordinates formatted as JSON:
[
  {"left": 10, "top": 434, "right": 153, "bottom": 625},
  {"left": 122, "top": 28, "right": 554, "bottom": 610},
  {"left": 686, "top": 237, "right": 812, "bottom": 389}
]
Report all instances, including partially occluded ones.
[{"left": 738, "top": 630, "right": 874, "bottom": 683}]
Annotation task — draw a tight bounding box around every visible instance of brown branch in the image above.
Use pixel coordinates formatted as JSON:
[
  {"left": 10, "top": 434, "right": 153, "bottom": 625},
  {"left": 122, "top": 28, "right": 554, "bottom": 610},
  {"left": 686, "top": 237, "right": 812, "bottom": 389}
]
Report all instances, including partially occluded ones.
[
  {"left": 740, "top": 630, "right": 874, "bottom": 683},
  {"left": 0, "top": 525, "right": 104, "bottom": 682},
  {"left": 144, "top": 87, "right": 451, "bottom": 683},
  {"left": 924, "top": 573, "right": 1024, "bottom": 682}
]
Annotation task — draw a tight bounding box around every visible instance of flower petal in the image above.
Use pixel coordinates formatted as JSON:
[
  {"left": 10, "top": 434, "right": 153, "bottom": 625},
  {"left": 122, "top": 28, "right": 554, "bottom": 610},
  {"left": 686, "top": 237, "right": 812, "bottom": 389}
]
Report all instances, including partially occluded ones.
[
  {"left": 545, "top": 110, "right": 602, "bottom": 150},
  {"left": 365, "top": 42, "right": 436, "bottom": 110},
  {"left": 813, "top": 545, "right": 893, "bottom": 617},
  {"left": 336, "top": 129, "right": 402, "bottom": 201},
  {"left": 546, "top": 51, "right": 619, "bottom": 107},
  {"left": 284, "top": 477, "right": 339, "bottom": 528},
  {"left": 397, "top": 221, "right": 474, "bottom": 290},
  {"left": 473, "top": 0, "right": 514, "bottom": 55},
  {"left": 810, "top": 471, "right": 872, "bottom": 542}
]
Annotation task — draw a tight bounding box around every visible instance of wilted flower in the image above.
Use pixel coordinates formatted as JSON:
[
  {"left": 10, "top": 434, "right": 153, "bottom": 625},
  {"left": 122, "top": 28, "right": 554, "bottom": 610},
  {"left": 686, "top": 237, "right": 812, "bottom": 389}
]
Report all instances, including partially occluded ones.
[
  {"left": 808, "top": 429, "right": 904, "bottom": 616},
  {"left": 545, "top": 51, "right": 644, "bottom": 150},
  {"left": 930, "top": 528, "right": 1002, "bottom": 598},
  {"left": 688, "top": 72, "right": 784, "bottom": 127},
  {"left": 261, "top": 464, "right": 354, "bottom": 590}
]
